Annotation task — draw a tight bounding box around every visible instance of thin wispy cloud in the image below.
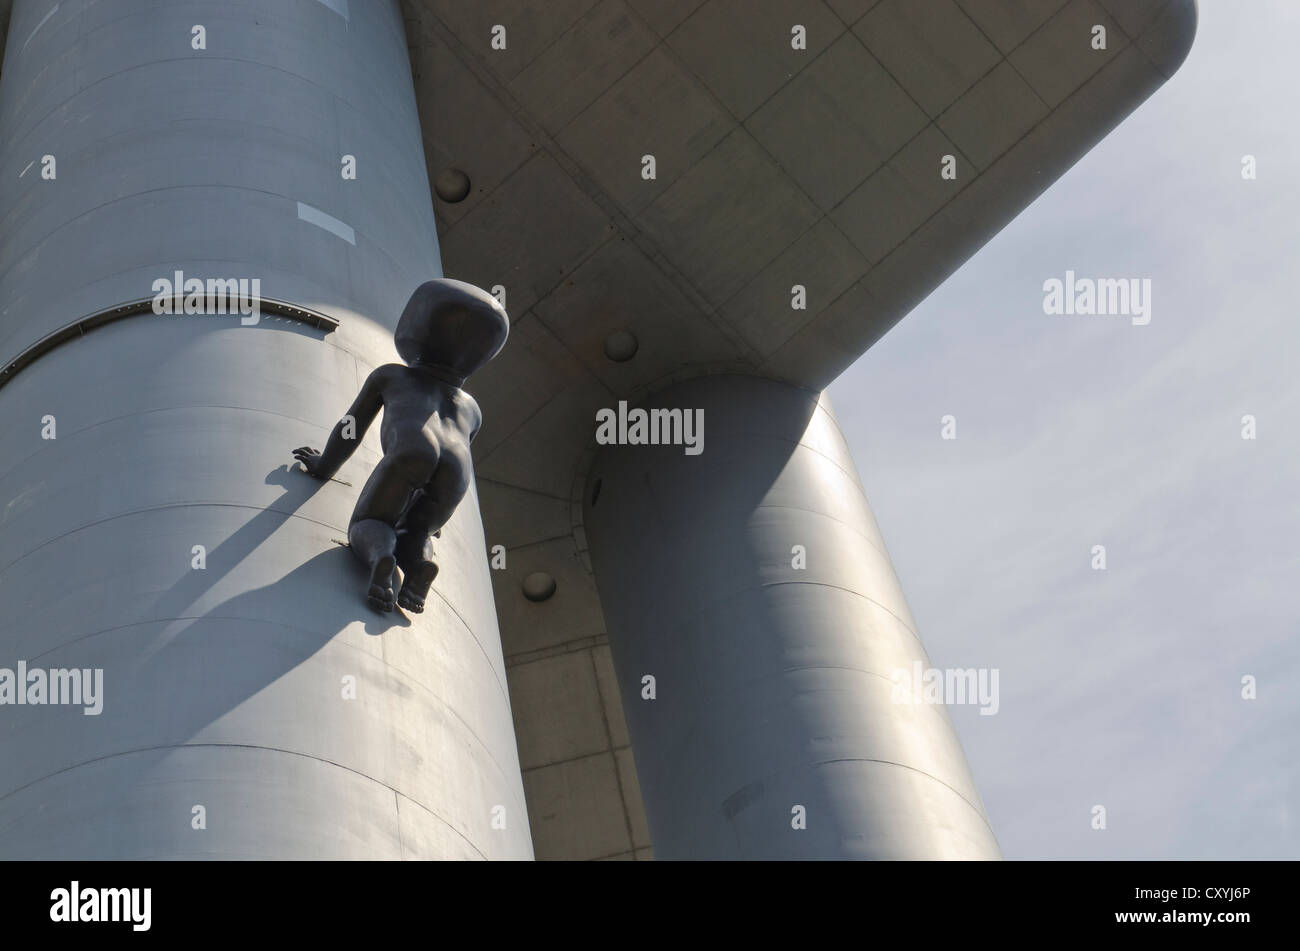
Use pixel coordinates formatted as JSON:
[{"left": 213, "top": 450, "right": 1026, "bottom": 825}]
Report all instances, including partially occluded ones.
[{"left": 831, "top": 0, "right": 1299, "bottom": 859}]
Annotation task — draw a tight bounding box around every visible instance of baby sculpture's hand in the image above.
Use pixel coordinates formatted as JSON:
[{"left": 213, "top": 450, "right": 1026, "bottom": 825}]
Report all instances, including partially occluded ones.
[{"left": 292, "top": 446, "right": 326, "bottom": 479}]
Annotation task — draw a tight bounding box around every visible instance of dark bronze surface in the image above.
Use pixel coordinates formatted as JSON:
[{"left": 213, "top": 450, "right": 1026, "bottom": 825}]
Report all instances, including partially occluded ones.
[{"left": 295, "top": 279, "right": 509, "bottom": 613}]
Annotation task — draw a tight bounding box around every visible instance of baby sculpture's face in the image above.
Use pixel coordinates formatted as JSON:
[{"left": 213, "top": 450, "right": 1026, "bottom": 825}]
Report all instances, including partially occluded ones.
[{"left": 394, "top": 279, "right": 510, "bottom": 381}]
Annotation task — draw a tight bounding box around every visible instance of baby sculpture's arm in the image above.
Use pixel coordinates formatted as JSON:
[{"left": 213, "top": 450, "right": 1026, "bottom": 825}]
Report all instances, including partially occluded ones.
[
  {"left": 293, "top": 366, "right": 389, "bottom": 481},
  {"left": 464, "top": 392, "right": 483, "bottom": 444}
]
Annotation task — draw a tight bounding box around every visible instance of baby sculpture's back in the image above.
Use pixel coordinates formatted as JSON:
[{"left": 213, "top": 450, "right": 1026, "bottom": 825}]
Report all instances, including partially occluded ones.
[{"left": 374, "top": 363, "right": 482, "bottom": 459}]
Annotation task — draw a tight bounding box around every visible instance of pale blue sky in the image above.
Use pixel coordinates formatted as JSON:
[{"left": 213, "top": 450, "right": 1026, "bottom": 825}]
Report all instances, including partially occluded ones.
[{"left": 830, "top": 0, "right": 1299, "bottom": 859}]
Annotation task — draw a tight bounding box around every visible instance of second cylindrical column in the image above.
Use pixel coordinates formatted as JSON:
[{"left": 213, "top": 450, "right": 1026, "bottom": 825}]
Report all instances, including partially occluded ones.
[{"left": 584, "top": 374, "right": 1000, "bottom": 859}]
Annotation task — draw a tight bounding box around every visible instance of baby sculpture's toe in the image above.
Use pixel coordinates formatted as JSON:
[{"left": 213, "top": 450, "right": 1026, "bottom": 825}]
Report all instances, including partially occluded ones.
[
  {"left": 367, "top": 555, "right": 397, "bottom": 613},
  {"left": 368, "top": 584, "right": 396, "bottom": 613},
  {"left": 396, "top": 588, "right": 425, "bottom": 613},
  {"left": 396, "top": 559, "right": 439, "bottom": 615}
]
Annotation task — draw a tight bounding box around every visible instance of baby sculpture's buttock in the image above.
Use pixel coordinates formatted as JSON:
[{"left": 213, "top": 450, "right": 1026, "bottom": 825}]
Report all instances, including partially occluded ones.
[{"left": 293, "top": 280, "right": 509, "bottom": 614}]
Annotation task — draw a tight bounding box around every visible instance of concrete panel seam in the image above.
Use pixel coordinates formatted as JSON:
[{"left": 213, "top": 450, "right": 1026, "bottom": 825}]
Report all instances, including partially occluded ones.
[
  {"left": 393, "top": 788, "right": 404, "bottom": 860},
  {"left": 504, "top": 633, "right": 610, "bottom": 668},
  {"left": 750, "top": 501, "right": 893, "bottom": 562},
  {"left": 0, "top": 501, "right": 349, "bottom": 576},
  {"left": 725, "top": 755, "right": 998, "bottom": 839},
  {"left": 640, "top": 577, "right": 921, "bottom": 648},
  {"left": 427, "top": 0, "right": 601, "bottom": 84},
  {"left": 752, "top": 578, "right": 919, "bottom": 640},
  {"left": 0, "top": 497, "right": 530, "bottom": 694},
  {"left": 631, "top": 425, "right": 874, "bottom": 511},
  {"left": 520, "top": 746, "right": 627, "bottom": 775},
  {"left": 3, "top": 323, "right": 342, "bottom": 390},
  {"left": 9, "top": 613, "right": 523, "bottom": 791},
  {"left": 499, "top": 532, "right": 581, "bottom": 553},
  {"left": 1, "top": 56, "right": 418, "bottom": 150},
  {"left": 476, "top": 476, "right": 571, "bottom": 504},
  {"left": 589, "top": 649, "right": 639, "bottom": 851},
  {"left": 0, "top": 404, "right": 373, "bottom": 484},
  {"left": 0, "top": 180, "right": 403, "bottom": 294},
  {"left": 0, "top": 742, "right": 491, "bottom": 860},
  {"left": 421, "top": 11, "right": 751, "bottom": 360}
]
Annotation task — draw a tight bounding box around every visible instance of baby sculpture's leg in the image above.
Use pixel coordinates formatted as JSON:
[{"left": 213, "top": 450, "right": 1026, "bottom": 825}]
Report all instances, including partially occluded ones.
[
  {"left": 394, "top": 460, "right": 469, "bottom": 614},
  {"left": 350, "top": 518, "right": 398, "bottom": 613},
  {"left": 349, "top": 452, "right": 433, "bottom": 613},
  {"left": 393, "top": 511, "right": 438, "bottom": 614}
]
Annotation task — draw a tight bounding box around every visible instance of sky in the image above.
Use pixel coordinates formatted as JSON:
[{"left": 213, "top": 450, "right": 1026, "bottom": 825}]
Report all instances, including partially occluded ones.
[{"left": 828, "top": 0, "right": 1299, "bottom": 859}]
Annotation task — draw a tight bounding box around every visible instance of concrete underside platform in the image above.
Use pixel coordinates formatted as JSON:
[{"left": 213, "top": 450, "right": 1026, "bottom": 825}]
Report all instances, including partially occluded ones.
[{"left": 397, "top": 0, "right": 1193, "bottom": 859}]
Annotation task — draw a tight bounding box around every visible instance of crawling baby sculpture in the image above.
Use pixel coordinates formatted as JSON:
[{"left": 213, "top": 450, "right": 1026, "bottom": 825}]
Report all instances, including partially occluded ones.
[{"left": 293, "top": 279, "right": 508, "bottom": 613}]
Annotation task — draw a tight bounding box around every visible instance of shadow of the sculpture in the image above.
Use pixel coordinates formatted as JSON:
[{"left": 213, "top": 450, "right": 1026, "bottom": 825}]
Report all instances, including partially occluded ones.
[
  {"left": 152, "top": 463, "right": 413, "bottom": 629},
  {"left": 5, "top": 468, "right": 435, "bottom": 857},
  {"left": 134, "top": 461, "right": 420, "bottom": 746}
]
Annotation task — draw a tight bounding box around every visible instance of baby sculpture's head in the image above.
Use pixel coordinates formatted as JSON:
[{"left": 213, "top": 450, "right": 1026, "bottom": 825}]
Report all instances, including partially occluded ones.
[{"left": 394, "top": 279, "right": 510, "bottom": 383}]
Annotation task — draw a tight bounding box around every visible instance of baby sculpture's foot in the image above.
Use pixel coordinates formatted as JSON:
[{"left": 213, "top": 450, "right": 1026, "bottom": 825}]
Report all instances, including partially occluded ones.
[
  {"left": 367, "top": 554, "right": 397, "bottom": 613},
  {"left": 396, "top": 559, "right": 439, "bottom": 614}
]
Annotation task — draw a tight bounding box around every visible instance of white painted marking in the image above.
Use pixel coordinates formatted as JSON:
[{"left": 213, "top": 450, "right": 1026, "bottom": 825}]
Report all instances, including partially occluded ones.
[
  {"left": 22, "top": 3, "right": 60, "bottom": 53},
  {"left": 19, "top": 160, "right": 34, "bottom": 178},
  {"left": 316, "top": 0, "right": 349, "bottom": 20},
  {"left": 297, "top": 201, "right": 356, "bottom": 245}
]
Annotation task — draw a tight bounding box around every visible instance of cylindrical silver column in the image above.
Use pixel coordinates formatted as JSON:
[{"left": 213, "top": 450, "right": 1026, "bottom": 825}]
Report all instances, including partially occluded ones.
[
  {"left": 584, "top": 375, "right": 1000, "bottom": 859},
  {"left": 0, "top": 0, "right": 532, "bottom": 859}
]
